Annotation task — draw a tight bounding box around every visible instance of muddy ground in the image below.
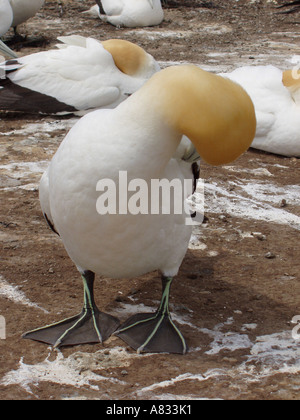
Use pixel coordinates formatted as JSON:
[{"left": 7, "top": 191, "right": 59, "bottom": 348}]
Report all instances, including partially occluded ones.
[{"left": 0, "top": 0, "right": 300, "bottom": 400}]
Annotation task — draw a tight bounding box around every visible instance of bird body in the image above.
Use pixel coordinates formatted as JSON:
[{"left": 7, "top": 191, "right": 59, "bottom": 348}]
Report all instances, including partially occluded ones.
[
  {"left": 24, "top": 65, "right": 256, "bottom": 353},
  {"left": 95, "top": 0, "right": 164, "bottom": 28},
  {"left": 0, "top": 36, "right": 160, "bottom": 114},
  {"left": 220, "top": 65, "right": 300, "bottom": 157}
]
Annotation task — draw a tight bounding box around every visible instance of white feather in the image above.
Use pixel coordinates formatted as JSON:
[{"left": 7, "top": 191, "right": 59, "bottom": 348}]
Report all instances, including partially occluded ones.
[
  {"left": 220, "top": 65, "right": 300, "bottom": 157},
  {"left": 95, "top": 0, "right": 164, "bottom": 28}
]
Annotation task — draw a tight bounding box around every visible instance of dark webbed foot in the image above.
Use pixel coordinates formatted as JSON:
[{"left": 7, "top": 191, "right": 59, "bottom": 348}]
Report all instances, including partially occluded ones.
[
  {"left": 116, "top": 276, "right": 187, "bottom": 354},
  {"left": 22, "top": 271, "right": 120, "bottom": 348}
]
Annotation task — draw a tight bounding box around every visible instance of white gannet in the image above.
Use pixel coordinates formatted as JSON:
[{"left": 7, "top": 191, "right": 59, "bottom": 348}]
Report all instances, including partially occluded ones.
[
  {"left": 0, "top": 36, "right": 160, "bottom": 114},
  {"left": 92, "top": 0, "right": 164, "bottom": 28},
  {"left": 220, "top": 65, "right": 300, "bottom": 157},
  {"left": 22, "top": 65, "right": 256, "bottom": 354}
]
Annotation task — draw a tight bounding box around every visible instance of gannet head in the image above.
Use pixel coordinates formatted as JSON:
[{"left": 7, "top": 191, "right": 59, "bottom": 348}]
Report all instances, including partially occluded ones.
[
  {"left": 140, "top": 65, "right": 256, "bottom": 166},
  {"left": 102, "top": 39, "right": 160, "bottom": 79}
]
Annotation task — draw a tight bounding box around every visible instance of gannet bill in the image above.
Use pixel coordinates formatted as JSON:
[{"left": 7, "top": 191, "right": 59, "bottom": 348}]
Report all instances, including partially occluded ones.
[
  {"left": 22, "top": 65, "right": 256, "bottom": 353},
  {"left": 0, "top": 39, "right": 17, "bottom": 58}
]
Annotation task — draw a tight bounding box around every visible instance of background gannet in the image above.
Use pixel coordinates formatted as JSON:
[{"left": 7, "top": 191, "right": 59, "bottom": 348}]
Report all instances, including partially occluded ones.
[
  {"left": 23, "top": 65, "right": 256, "bottom": 354},
  {"left": 220, "top": 65, "right": 300, "bottom": 157},
  {"left": 93, "top": 0, "right": 164, "bottom": 28},
  {"left": 0, "top": 36, "right": 160, "bottom": 114}
]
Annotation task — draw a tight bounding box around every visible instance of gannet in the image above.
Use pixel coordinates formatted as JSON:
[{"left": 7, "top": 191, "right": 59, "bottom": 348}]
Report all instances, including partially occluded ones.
[
  {"left": 0, "top": 36, "right": 160, "bottom": 114},
  {"left": 23, "top": 65, "right": 256, "bottom": 354},
  {"left": 220, "top": 65, "right": 300, "bottom": 157},
  {"left": 92, "top": 0, "right": 164, "bottom": 28}
]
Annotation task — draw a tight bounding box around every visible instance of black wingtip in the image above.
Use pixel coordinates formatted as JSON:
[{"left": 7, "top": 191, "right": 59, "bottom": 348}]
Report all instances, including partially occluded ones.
[
  {"left": 0, "top": 77, "right": 77, "bottom": 114},
  {"left": 95, "top": 0, "right": 106, "bottom": 15}
]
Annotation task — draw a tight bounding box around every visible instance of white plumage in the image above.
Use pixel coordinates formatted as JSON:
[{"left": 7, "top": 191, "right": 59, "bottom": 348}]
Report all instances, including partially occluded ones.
[
  {"left": 92, "top": 0, "right": 164, "bottom": 28},
  {"left": 220, "top": 65, "right": 300, "bottom": 157},
  {"left": 23, "top": 65, "right": 256, "bottom": 353},
  {"left": 0, "top": 36, "right": 160, "bottom": 114}
]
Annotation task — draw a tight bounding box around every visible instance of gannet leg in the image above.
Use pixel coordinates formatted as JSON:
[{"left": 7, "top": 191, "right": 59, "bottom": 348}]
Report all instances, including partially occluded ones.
[
  {"left": 22, "top": 271, "right": 120, "bottom": 347},
  {"left": 116, "top": 276, "right": 187, "bottom": 354}
]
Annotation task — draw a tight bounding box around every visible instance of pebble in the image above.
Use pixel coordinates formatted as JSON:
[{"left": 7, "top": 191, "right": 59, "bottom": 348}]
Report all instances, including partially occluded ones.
[{"left": 265, "top": 252, "right": 276, "bottom": 259}]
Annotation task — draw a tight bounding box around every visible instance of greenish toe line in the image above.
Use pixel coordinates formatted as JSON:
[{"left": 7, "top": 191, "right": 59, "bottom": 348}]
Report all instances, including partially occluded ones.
[{"left": 137, "top": 314, "right": 165, "bottom": 354}]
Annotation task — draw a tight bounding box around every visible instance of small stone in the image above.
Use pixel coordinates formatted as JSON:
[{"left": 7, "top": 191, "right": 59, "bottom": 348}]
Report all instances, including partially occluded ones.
[
  {"left": 280, "top": 199, "right": 287, "bottom": 208},
  {"left": 265, "top": 252, "right": 276, "bottom": 259},
  {"left": 121, "top": 370, "right": 128, "bottom": 376}
]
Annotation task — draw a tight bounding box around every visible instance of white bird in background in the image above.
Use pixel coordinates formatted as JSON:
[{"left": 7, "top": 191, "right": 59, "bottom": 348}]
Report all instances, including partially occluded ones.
[
  {"left": 220, "top": 65, "right": 300, "bottom": 157},
  {"left": 23, "top": 65, "right": 256, "bottom": 354},
  {"left": 0, "top": 36, "right": 160, "bottom": 114},
  {"left": 92, "top": 0, "right": 164, "bottom": 28}
]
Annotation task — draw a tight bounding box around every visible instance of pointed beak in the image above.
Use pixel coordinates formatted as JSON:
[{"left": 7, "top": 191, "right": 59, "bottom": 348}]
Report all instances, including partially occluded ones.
[
  {"left": 148, "top": 0, "right": 154, "bottom": 8},
  {"left": 0, "top": 40, "right": 18, "bottom": 59}
]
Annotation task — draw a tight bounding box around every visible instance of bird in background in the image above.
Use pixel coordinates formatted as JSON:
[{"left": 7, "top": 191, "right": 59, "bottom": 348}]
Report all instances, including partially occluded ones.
[
  {"left": 0, "top": 36, "right": 160, "bottom": 114},
  {"left": 87, "top": 0, "right": 164, "bottom": 28},
  {"left": 220, "top": 64, "right": 300, "bottom": 157}
]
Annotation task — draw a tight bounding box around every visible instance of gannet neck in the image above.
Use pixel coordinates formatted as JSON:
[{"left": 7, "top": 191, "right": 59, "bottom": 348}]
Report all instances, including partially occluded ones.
[
  {"left": 131, "top": 65, "right": 256, "bottom": 166},
  {"left": 283, "top": 69, "right": 300, "bottom": 104},
  {"left": 102, "top": 39, "right": 159, "bottom": 77}
]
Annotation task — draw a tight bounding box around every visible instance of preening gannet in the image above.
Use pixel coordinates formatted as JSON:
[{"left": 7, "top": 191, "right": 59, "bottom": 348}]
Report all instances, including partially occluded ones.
[
  {"left": 220, "top": 65, "right": 300, "bottom": 157},
  {"left": 23, "top": 65, "right": 256, "bottom": 354},
  {"left": 93, "top": 0, "right": 164, "bottom": 28},
  {"left": 0, "top": 36, "right": 160, "bottom": 114}
]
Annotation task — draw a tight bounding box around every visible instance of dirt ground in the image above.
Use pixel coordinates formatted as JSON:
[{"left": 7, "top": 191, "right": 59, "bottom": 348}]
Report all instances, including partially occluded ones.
[{"left": 0, "top": 0, "right": 300, "bottom": 400}]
